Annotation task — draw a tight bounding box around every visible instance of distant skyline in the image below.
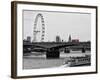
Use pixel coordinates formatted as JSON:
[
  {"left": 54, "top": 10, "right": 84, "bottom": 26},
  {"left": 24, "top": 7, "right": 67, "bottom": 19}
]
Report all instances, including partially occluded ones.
[{"left": 23, "top": 10, "right": 91, "bottom": 42}]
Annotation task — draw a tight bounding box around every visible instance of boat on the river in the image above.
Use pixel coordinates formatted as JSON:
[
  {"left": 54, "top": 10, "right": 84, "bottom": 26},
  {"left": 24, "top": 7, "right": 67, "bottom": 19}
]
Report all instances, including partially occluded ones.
[{"left": 63, "top": 55, "right": 91, "bottom": 67}]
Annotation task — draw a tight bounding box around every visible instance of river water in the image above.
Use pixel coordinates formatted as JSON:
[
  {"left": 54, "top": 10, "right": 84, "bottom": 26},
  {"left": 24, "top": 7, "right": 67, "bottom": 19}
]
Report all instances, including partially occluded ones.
[{"left": 23, "top": 51, "right": 90, "bottom": 69}]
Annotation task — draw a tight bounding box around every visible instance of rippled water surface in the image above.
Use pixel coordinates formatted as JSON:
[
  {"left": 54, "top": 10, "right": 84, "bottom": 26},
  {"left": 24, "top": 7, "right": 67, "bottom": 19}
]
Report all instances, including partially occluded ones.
[{"left": 23, "top": 51, "right": 90, "bottom": 69}]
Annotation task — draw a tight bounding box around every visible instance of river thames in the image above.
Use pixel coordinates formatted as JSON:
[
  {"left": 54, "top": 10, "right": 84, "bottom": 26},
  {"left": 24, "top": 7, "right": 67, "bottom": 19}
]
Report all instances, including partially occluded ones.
[{"left": 23, "top": 51, "right": 90, "bottom": 69}]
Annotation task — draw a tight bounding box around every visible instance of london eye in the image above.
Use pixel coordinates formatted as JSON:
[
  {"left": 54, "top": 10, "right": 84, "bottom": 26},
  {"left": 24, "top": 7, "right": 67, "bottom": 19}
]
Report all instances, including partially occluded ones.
[{"left": 33, "top": 13, "right": 45, "bottom": 42}]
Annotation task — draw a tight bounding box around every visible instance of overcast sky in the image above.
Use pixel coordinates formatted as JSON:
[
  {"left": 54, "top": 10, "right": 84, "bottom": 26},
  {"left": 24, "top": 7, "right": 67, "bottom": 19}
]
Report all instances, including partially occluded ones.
[{"left": 23, "top": 10, "right": 91, "bottom": 42}]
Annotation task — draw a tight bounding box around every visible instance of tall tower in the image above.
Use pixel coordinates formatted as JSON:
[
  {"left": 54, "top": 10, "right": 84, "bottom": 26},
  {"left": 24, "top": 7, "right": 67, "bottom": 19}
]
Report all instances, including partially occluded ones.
[
  {"left": 27, "top": 36, "right": 31, "bottom": 42},
  {"left": 56, "top": 36, "right": 61, "bottom": 42},
  {"left": 68, "top": 35, "right": 71, "bottom": 42}
]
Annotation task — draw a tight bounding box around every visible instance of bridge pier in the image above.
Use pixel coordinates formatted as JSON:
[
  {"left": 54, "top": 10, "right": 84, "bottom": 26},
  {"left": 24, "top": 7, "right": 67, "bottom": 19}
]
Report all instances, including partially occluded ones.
[
  {"left": 46, "top": 49, "right": 60, "bottom": 59},
  {"left": 64, "top": 48, "right": 70, "bottom": 53},
  {"left": 82, "top": 48, "right": 86, "bottom": 53}
]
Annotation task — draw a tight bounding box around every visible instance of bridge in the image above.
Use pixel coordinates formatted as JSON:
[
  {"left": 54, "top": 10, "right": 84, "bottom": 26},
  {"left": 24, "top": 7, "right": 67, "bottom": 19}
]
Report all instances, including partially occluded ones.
[{"left": 23, "top": 41, "right": 90, "bottom": 58}]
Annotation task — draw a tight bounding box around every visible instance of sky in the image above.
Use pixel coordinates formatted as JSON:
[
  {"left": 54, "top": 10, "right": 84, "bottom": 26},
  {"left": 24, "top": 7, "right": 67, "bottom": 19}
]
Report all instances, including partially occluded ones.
[{"left": 23, "top": 10, "right": 91, "bottom": 42}]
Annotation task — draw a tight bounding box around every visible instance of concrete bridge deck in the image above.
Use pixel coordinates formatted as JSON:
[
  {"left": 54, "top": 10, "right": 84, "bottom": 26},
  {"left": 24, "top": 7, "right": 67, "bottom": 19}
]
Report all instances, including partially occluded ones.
[
  {"left": 23, "top": 42, "right": 90, "bottom": 58},
  {"left": 24, "top": 42, "right": 90, "bottom": 48}
]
